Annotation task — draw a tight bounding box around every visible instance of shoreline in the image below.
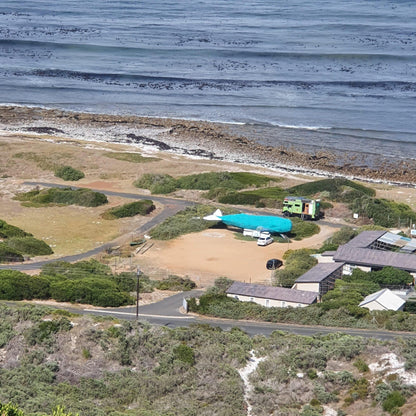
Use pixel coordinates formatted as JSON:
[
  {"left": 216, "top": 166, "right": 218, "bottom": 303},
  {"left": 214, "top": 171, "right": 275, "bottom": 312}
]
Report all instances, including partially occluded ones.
[{"left": 1, "top": 105, "right": 416, "bottom": 186}]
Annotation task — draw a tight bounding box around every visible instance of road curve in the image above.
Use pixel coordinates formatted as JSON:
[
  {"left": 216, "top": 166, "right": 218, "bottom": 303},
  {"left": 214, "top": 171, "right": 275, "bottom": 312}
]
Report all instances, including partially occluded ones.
[{"left": 0, "top": 181, "right": 194, "bottom": 270}]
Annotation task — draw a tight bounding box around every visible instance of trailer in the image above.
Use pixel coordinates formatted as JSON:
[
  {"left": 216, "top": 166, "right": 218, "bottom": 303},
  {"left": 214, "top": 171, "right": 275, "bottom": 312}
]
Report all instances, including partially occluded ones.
[{"left": 282, "top": 196, "right": 321, "bottom": 220}]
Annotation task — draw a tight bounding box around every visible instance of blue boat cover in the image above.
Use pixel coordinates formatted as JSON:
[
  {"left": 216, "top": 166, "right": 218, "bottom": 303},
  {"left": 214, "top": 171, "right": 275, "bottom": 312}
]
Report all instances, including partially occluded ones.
[{"left": 220, "top": 213, "right": 292, "bottom": 233}]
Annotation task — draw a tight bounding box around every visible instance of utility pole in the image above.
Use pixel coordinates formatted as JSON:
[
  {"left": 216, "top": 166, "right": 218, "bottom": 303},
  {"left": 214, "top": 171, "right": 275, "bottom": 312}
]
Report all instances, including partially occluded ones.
[{"left": 136, "top": 267, "right": 141, "bottom": 319}]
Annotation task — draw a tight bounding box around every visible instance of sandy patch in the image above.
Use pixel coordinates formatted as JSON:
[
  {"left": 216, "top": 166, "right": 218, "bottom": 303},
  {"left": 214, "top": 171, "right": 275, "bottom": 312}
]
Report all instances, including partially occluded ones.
[{"left": 138, "top": 225, "right": 336, "bottom": 287}]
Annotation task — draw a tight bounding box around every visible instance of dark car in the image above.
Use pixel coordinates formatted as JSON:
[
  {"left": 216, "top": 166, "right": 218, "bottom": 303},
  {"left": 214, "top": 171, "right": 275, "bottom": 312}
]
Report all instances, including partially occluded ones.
[{"left": 266, "top": 258, "right": 283, "bottom": 270}]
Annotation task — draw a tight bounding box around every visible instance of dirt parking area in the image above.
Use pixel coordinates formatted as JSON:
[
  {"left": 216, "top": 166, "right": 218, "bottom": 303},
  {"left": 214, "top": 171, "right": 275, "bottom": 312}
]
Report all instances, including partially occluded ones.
[{"left": 138, "top": 224, "right": 336, "bottom": 288}]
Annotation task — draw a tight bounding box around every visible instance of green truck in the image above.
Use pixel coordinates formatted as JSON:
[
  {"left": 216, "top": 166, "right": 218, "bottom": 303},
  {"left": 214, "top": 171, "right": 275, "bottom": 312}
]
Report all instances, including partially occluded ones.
[{"left": 282, "top": 196, "right": 321, "bottom": 220}]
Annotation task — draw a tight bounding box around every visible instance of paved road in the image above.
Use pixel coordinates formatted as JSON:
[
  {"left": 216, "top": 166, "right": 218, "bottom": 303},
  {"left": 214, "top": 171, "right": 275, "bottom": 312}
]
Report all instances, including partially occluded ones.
[{"left": 19, "top": 292, "right": 415, "bottom": 341}]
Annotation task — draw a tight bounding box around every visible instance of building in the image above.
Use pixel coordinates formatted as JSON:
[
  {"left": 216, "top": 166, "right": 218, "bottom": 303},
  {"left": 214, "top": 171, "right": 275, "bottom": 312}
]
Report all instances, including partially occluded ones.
[
  {"left": 359, "top": 288, "right": 406, "bottom": 311},
  {"left": 292, "top": 262, "right": 344, "bottom": 298},
  {"left": 226, "top": 281, "right": 318, "bottom": 308},
  {"left": 332, "top": 231, "right": 416, "bottom": 277}
]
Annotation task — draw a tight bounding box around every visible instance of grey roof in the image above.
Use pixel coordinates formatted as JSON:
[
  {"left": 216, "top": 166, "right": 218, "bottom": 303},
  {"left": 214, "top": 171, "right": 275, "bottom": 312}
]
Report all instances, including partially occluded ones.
[
  {"left": 344, "top": 230, "right": 386, "bottom": 248},
  {"left": 226, "top": 281, "right": 318, "bottom": 304},
  {"left": 295, "top": 262, "right": 344, "bottom": 283},
  {"left": 359, "top": 288, "right": 405, "bottom": 311},
  {"left": 334, "top": 246, "right": 416, "bottom": 272}
]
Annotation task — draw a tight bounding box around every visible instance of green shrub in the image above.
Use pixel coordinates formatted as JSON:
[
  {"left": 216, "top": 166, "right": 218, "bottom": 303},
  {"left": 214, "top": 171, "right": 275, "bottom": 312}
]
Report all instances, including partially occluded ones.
[
  {"left": 133, "top": 173, "right": 177, "bottom": 194},
  {"left": 0, "top": 220, "right": 32, "bottom": 238},
  {"left": 155, "top": 275, "right": 196, "bottom": 291},
  {"left": 318, "top": 226, "right": 358, "bottom": 252},
  {"left": 382, "top": 391, "right": 406, "bottom": 412},
  {"left": 50, "top": 278, "right": 133, "bottom": 307},
  {"left": 176, "top": 171, "right": 243, "bottom": 191},
  {"left": 218, "top": 192, "right": 262, "bottom": 205},
  {"left": 104, "top": 152, "right": 159, "bottom": 163},
  {"left": 173, "top": 343, "right": 196, "bottom": 366},
  {"left": 287, "top": 178, "right": 376, "bottom": 200},
  {"left": 149, "top": 204, "right": 219, "bottom": 240},
  {"left": 5, "top": 237, "right": 53, "bottom": 256},
  {"left": 288, "top": 217, "right": 320, "bottom": 240},
  {"left": 274, "top": 249, "right": 317, "bottom": 288},
  {"left": 54, "top": 166, "right": 85, "bottom": 181},
  {"left": 0, "top": 270, "right": 50, "bottom": 300},
  {"left": 15, "top": 187, "right": 108, "bottom": 207},
  {"left": 353, "top": 358, "right": 369, "bottom": 373},
  {"left": 24, "top": 317, "right": 72, "bottom": 346},
  {"left": 351, "top": 197, "right": 416, "bottom": 228},
  {"left": 135, "top": 171, "right": 279, "bottom": 195},
  {"left": 0, "top": 243, "right": 24, "bottom": 263},
  {"left": 102, "top": 200, "right": 155, "bottom": 219}
]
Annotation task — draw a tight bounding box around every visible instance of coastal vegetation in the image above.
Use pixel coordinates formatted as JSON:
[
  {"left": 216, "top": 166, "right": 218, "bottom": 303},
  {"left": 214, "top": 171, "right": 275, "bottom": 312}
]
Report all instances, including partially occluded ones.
[
  {"left": 0, "top": 260, "right": 196, "bottom": 307},
  {"left": 273, "top": 249, "right": 318, "bottom": 288},
  {"left": 0, "top": 303, "right": 413, "bottom": 416},
  {"left": 134, "top": 171, "right": 279, "bottom": 194},
  {"left": 104, "top": 151, "right": 160, "bottom": 163},
  {"left": 132, "top": 171, "right": 416, "bottom": 230},
  {"left": 15, "top": 187, "right": 108, "bottom": 207},
  {"left": 149, "top": 204, "right": 235, "bottom": 240},
  {"left": 0, "top": 219, "right": 53, "bottom": 263},
  {"left": 101, "top": 199, "right": 155, "bottom": 219},
  {"left": 54, "top": 166, "right": 85, "bottom": 181}
]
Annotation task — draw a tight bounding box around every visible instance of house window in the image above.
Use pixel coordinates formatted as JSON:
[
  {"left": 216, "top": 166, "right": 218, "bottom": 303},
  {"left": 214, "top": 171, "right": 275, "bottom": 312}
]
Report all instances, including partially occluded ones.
[
  {"left": 234, "top": 296, "right": 239, "bottom": 300},
  {"left": 249, "top": 297, "right": 254, "bottom": 302},
  {"left": 265, "top": 299, "right": 270, "bottom": 307},
  {"left": 282, "top": 301, "right": 286, "bottom": 307}
]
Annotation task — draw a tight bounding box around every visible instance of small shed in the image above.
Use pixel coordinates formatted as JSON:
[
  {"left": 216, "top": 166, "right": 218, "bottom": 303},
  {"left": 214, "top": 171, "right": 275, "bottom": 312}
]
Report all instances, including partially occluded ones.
[
  {"left": 292, "top": 262, "right": 344, "bottom": 297},
  {"left": 226, "top": 281, "right": 318, "bottom": 308},
  {"left": 359, "top": 288, "right": 405, "bottom": 312}
]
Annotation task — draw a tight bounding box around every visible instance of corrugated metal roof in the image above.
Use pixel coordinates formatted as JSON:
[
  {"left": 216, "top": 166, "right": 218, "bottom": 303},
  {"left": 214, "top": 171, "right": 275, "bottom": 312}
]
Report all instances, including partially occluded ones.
[
  {"left": 378, "top": 232, "right": 413, "bottom": 248},
  {"left": 359, "top": 288, "right": 405, "bottom": 311},
  {"left": 344, "top": 230, "right": 386, "bottom": 248},
  {"left": 334, "top": 246, "right": 416, "bottom": 272},
  {"left": 295, "top": 262, "right": 344, "bottom": 283},
  {"left": 226, "top": 281, "right": 318, "bottom": 304}
]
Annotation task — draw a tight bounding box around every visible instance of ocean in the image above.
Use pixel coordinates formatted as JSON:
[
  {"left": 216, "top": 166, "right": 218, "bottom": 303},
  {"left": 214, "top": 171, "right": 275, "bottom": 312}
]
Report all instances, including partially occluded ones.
[{"left": 1, "top": 0, "right": 415, "bottom": 161}]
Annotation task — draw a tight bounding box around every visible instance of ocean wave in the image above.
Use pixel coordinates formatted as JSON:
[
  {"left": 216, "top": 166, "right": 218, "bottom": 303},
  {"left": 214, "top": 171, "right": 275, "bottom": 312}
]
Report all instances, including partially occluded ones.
[{"left": 8, "top": 68, "right": 416, "bottom": 92}]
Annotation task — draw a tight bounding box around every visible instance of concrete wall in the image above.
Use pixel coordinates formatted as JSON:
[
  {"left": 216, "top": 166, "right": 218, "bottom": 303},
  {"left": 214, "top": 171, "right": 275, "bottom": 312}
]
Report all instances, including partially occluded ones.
[
  {"left": 292, "top": 282, "right": 320, "bottom": 293},
  {"left": 227, "top": 293, "right": 309, "bottom": 308}
]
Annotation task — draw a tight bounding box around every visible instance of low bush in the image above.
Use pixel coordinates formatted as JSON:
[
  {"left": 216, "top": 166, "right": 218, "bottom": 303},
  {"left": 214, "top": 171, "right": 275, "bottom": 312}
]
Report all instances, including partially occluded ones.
[
  {"left": 351, "top": 197, "right": 416, "bottom": 228},
  {"left": 102, "top": 200, "right": 155, "bottom": 219},
  {"left": 149, "top": 204, "right": 220, "bottom": 240},
  {"left": 155, "top": 275, "right": 196, "bottom": 291},
  {"left": 0, "top": 270, "right": 50, "bottom": 300},
  {"left": 104, "top": 152, "right": 160, "bottom": 163},
  {"left": 50, "top": 278, "right": 133, "bottom": 307},
  {"left": 288, "top": 217, "right": 320, "bottom": 240},
  {"left": 274, "top": 249, "right": 317, "bottom": 287},
  {"left": 287, "top": 178, "right": 375, "bottom": 200},
  {"left": 54, "top": 166, "right": 85, "bottom": 181},
  {"left": 24, "top": 317, "right": 72, "bottom": 346},
  {"left": 0, "top": 220, "right": 31, "bottom": 238},
  {"left": 382, "top": 391, "right": 406, "bottom": 413},
  {"left": 173, "top": 343, "right": 196, "bottom": 366},
  {"left": 133, "top": 173, "right": 177, "bottom": 194},
  {"left": 5, "top": 237, "right": 53, "bottom": 256},
  {"left": 0, "top": 243, "right": 24, "bottom": 263},
  {"left": 135, "top": 171, "right": 279, "bottom": 195},
  {"left": 15, "top": 187, "right": 108, "bottom": 207},
  {"left": 218, "top": 192, "right": 262, "bottom": 205}
]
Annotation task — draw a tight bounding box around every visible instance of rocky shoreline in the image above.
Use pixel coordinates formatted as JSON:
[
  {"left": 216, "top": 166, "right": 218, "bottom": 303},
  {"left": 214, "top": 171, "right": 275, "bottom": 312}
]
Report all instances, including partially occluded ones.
[{"left": 1, "top": 105, "right": 416, "bottom": 185}]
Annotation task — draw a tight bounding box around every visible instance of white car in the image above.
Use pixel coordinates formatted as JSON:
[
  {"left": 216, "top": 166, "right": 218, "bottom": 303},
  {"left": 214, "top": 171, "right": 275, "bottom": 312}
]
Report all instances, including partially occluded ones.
[{"left": 257, "top": 235, "right": 273, "bottom": 246}]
